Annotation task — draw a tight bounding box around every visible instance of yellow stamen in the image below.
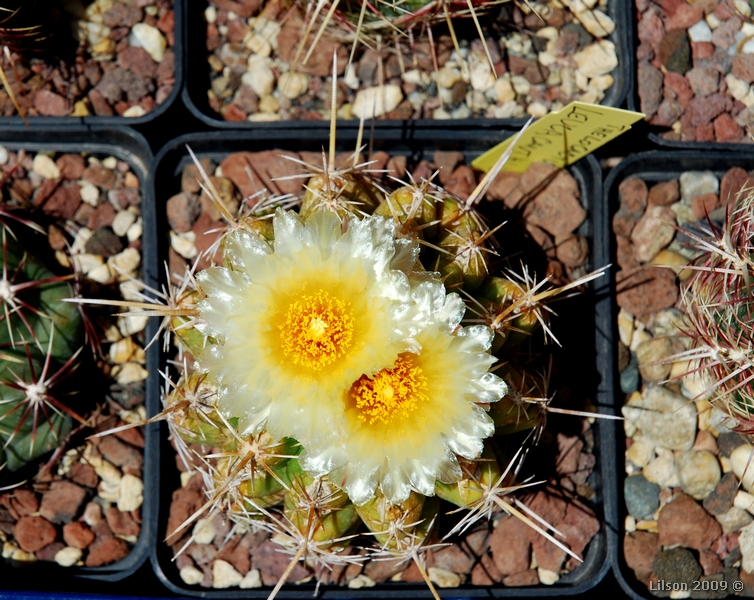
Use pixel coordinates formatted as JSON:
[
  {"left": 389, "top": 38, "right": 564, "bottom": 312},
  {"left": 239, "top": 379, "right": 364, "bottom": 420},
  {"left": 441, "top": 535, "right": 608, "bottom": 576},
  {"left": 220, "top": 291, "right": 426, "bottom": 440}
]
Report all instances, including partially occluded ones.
[
  {"left": 349, "top": 354, "right": 428, "bottom": 425},
  {"left": 279, "top": 289, "right": 353, "bottom": 371}
]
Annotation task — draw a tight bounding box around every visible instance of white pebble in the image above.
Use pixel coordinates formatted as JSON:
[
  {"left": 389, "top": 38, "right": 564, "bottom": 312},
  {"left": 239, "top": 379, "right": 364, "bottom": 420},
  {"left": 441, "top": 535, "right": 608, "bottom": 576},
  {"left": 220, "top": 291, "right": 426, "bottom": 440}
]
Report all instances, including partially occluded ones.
[
  {"left": 212, "top": 560, "right": 243, "bottom": 588},
  {"left": 193, "top": 518, "right": 217, "bottom": 545},
  {"left": 115, "top": 362, "right": 148, "bottom": 386},
  {"left": 129, "top": 23, "right": 166, "bottom": 63},
  {"left": 32, "top": 154, "right": 60, "bottom": 180},
  {"left": 80, "top": 182, "right": 101, "bottom": 206},
  {"left": 511, "top": 75, "right": 531, "bottom": 95},
  {"left": 118, "top": 473, "right": 144, "bottom": 512},
  {"left": 688, "top": 20, "right": 712, "bottom": 42},
  {"left": 469, "top": 61, "right": 495, "bottom": 92},
  {"left": 126, "top": 218, "right": 143, "bottom": 242},
  {"left": 243, "top": 57, "right": 275, "bottom": 98},
  {"left": 574, "top": 41, "right": 618, "bottom": 78},
  {"left": 735, "top": 490, "right": 754, "bottom": 514},
  {"left": 108, "top": 247, "right": 141, "bottom": 278},
  {"left": 402, "top": 69, "right": 430, "bottom": 86},
  {"left": 736, "top": 0, "right": 752, "bottom": 17},
  {"left": 353, "top": 85, "right": 403, "bottom": 119},
  {"left": 123, "top": 105, "right": 146, "bottom": 118},
  {"left": 428, "top": 567, "right": 464, "bottom": 588},
  {"left": 171, "top": 230, "right": 198, "bottom": 260},
  {"left": 739, "top": 521, "right": 754, "bottom": 573},
  {"left": 732, "top": 444, "right": 754, "bottom": 491},
  {"left": 55, "top": 547, "right": 82, "bottom": 567},
  {"left": 344, "top": 64, "right": 360, "bottom": 90},
  {"left": 348, "top": 574, "right": 376, "bottom": 589},
  {"left": 527, "top": 102, "right": 548, "bottom": 118},
  {"left": 180, "top": 565, "right": 205, "bottom": 585},
  {"left": 240, "top": 569, "right": 262, "bottom": 588},
  {"left": 245, "top": 33, "right": 271, "bottom": 57},
  {"left": 0, "top": 145, "right": 8, "bottom": 165},
  {"left": 538, "top": 568, "right": 560, "bottom": 585},
  {"left": 112, "top": 211, "right": 137, "bottom": 237},
  {"left": 204, "top": 6, "right": 217, "bottom": 23},
  {"left": 277, "top": 72, "right": 308, "bottom": 100},
  {"left": 726, "top": 74, "right": 750, "bottom": 101},
  {"left": 435, "top": 67, "right": 462, "bottom": 89},
  {"left": 118, "top": 314, "right": 148, "bottom": 336}
]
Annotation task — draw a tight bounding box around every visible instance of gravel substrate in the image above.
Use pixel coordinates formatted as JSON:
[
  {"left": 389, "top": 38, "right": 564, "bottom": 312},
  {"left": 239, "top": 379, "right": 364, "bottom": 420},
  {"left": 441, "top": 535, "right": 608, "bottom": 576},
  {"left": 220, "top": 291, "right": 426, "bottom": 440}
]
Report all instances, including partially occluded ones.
[
  {"left": 204, "top": 0, "right": 619, "bottom": 122},
  {"left": 162, "top": 148, "right": 601, "bottom": 590},
  {"left": 0, "top": 149, "right": 148, "bottom": 568},
  {"left": 636, "top": 0, "right": 754, "bottom": 143},
  {"left": 615, "top": 167, "right": 754, "bottom": 595},
  {"left": 0, "top": 0, "right": 175, "bottom": 118}
]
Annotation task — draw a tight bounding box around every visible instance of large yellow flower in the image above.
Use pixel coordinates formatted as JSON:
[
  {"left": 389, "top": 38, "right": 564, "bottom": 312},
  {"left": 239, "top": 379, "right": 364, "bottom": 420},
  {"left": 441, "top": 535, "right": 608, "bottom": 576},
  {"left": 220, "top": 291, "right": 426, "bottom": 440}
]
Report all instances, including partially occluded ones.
[
  {"left": 195, "top": 209, "right": 437, "bottom": 449},
  {"left": 300, "top": 320, "right": 507, "bottom": 505}
]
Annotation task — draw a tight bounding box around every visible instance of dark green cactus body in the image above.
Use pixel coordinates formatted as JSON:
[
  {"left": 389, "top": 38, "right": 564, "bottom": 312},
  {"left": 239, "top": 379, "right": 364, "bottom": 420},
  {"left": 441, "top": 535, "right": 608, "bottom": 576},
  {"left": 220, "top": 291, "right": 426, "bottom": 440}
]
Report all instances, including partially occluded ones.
[{"left": 0, "top": 226, "right": 83, "bottom": 473}]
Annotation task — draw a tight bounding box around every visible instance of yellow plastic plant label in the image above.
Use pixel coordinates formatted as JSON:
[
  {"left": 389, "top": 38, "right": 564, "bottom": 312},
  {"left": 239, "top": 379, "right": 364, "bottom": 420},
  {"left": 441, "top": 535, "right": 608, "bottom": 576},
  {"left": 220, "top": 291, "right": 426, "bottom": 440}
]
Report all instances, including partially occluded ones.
[{"left": 471, "top": 102, "right": 645, "bottom": 173}]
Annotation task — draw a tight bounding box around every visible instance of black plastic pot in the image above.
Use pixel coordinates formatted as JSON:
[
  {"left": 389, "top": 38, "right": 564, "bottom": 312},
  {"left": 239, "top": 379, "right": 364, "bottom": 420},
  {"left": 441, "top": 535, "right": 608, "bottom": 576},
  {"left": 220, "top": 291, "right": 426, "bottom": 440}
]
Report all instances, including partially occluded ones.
[
  {"left": 180, "top": 0, "right": 632, "bottom": 134},
  {"left": 604, "top": 149, "right": 754, "bottom": 599},
  {"left": 0, "top": 128, "right": 160, "bottom": 590},
  {"left": 0, "top": 3, "right": 183, "bottom": 128},
  {"left": 149, "top": 129, "right": 617, "bottom": 598}
]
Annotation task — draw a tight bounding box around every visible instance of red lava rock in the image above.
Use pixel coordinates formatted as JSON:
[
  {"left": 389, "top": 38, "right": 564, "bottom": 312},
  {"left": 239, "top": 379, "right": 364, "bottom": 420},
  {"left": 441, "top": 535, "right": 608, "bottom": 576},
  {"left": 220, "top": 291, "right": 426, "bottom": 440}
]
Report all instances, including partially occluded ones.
[
  {"left": 36, "top": 541, "right": 65, "bottom": 562},
  {"left": 711, "top": 16, "right": 741, "bottom": 50},
  {"left": 39, "top": 480, "right": 87, "bottom": 524},
  {"left": 105, "top": 507, "right": 140, "bottom": 537},
  {"left": 445, "top": 165, "right": 476, "bottom": 200},
  {"left": 63, "top": 521, "right": 96, "bottom": 549},
  {"left": 732, "top": 54, "right": 754, "bottom": 84},
  {"left": 117, "top": 46, "right": 157, "bottom": 79},
  {"left": 87, "top": 202, "right": 116, "bottom": 230},
  {"left": 363, "top": 556, "right": 405, "bottom": 583},
  {"left": 665, "top": 3, "right": 703, "bottom": 29},
  {"left": 181, "top": 159, "right": 215, "bottom": 194},
  {"left": 613, "top": 177, "right": 648, "bottom": 237},
  {"left": 88, "top": 89, "right": 115, "bottom": 116},
  {"left": 85, "top": 536, "right": 130, "bottom": 567},
  {"left": 277, "top": 22, "right": 347, "bottom": 77},
  {"left": 470, "top": 553, "right": 503, "bottom": 585},
  {"left": 616, "top": 266, "right": 679, "bottom": 321},
  {"left": 252, "top": 539, "right": 311, "bottom": 586},
  {"left": 215, "top": 532, "right": 257, "bottom": 575},
  {"left": 638, "top": 61, "right": 663, "bottom": 119},
  {"left": 624, "top": 531, "right": 660, "bottom": 585},
  {"left": 703, "top": 472, "right": 738, "bottom": 516},
  {"left": 699, "top": 549, "right": 723, "bottom": 575},
  {"left": 658, "top": 493, "right": 722, "bottom": 550},
  {"left": 686, "top": 93, "right": 727, "bottom": 127},
  {"left": 522, "top": 169, "right": 584, "bottom": 238},
  {"left": 686, "top": 66, "right": 719, "bottom": 97},
  {"left": 166, "top": 474, "right": 206, "bottom": 544},
  {"left": 713, "top": 113, "right": 743, "bottom": 143},
  {"left": 1, "top": 490, "right": 39, "bottom": 519},
  {"left": 648, "top": 179, "right": 679, "bottom": 206},
  {"left": 33, "top": 89, "right": 72, "bottom": 116},
  {"left": 720, "top": 167, "right": 753, "bottom": 205},
  {"left": 434, "top": 151, "right": 464, "bottom": 186},
  {"left": 691, "top": 192, "right": 719, "bottom": 220},
  {"left": 555, "top": 234, "right": 588, "bottom": 267},
  {"left": 114, "top": 425, "right": 145, "bottom": 449},
  {"left": 559, "top": 500, "right": 600, "bottom": 559},
  {"left": 691, "top": 41, "right": 715, "bottom": 60},
  {"left": 430, "top": 543, "right": 476, "bottom": 574},
  {"left": 638, "top": 6, "right": 665, "bottom": 53},
  {"left": 486, "top": 171, "right": 523, "bottom": 208},
  {"left": 386, "top": 155, "right": 407, "bottom": 180},
  {"left": 223, "top": 103, "right": 247, "bottom": 122},
  {"left": 696, "top": 122, "right": 715, "bottom": 142},
  {"left": 556, "top": 434, "right": 585, "bottom": 475},
  {"left": 56, "top": 154, "right": 86, "bottom": 180},
  {"left": 616, "top": 235, "right": 639, "bottom": 270},
  {"left": 13, "top": 515, "right": 57, "bottom": 552},
  {"left": 40, "top": 183, "right": 82, "bottom": 220},
  {"left": 84, "top": 163, "right": 118, "bottom": 190},
  {"left": 489, "top": 515, "right": 532, "bottom": 576},
  {"left": 503, "top": 569, "right": 539, "bottom": 586},
  {"left": 214, "top": 0, "right": 261, "bottom": 18}
]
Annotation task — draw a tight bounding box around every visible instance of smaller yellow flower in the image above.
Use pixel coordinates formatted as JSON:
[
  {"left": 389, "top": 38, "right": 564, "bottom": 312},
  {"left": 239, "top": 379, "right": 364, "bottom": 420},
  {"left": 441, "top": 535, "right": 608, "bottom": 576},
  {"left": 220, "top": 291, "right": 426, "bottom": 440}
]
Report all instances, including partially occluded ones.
[
  {"left": 195, "top": 209, "right": 437, "bottom": 451},
  {"left": 301, "top": 322, "right": 507, "bottom": 505}
]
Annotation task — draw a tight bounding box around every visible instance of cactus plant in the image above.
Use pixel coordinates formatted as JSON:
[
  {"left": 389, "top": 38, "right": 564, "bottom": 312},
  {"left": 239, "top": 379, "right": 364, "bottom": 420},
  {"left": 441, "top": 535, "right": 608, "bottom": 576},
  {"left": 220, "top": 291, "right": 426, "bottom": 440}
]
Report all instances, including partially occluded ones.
[
  {"left": 96, "top": 124, "right": 610, "bottom": 596},
  {"left": 0, "top": 215, "right": 84, "bottom": 473},
  {"left": 676, "top": 188, "right": 754, "bottom": 431}
]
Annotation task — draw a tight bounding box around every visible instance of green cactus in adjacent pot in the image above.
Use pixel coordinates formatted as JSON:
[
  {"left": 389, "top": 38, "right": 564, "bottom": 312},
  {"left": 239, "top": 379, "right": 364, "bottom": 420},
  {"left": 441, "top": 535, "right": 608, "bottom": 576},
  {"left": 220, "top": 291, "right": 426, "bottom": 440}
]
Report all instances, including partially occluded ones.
[{"left": 0, "top": 216, "right": 84, "bottom": 473}]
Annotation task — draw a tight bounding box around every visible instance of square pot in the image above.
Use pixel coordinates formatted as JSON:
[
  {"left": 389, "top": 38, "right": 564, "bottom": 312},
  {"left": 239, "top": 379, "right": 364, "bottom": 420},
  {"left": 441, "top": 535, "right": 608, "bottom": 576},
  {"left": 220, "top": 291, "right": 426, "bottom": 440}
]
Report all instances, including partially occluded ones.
[{"left": 149, "top": 129, "right": 616, "bottom": 597}]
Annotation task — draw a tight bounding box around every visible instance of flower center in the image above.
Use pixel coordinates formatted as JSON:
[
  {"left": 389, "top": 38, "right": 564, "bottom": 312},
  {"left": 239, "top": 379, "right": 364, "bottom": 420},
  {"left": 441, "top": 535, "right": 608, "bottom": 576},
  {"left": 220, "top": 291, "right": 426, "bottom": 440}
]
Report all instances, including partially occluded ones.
[
  {"left": 279, "top": 289, "right": 354, "bottom": 371},
  {"left": 349, "top": 354, "right": 428, "bottom": 425}
]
